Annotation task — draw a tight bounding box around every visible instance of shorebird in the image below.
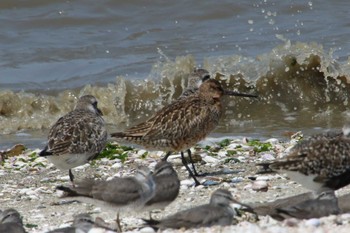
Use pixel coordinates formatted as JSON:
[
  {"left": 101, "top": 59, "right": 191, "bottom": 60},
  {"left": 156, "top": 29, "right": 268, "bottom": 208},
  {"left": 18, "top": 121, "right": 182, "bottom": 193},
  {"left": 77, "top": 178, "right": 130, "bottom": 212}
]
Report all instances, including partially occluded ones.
[
  {"left": 0, "top": 208, "right": 26, "bottom": 233},
  {"left": 47, "top": 213, "right": 95, "bottom": 233},
  {"left": 272, "top": 191, "right": 340, "bottom": 220},
  {"left": 258, "top": 130, "right": 350, "bottom": 194},
  {"left": 179, "top": 68, "right": 211, "bottom": 99},
  {"left": 143, "top": 189, "right": 252, "bottom": 230},
  {"left": 56, "top": 167, "right": 155, "bottom": 232},
  {"left": 142, "top": 161, "right": 180, "bottom": 219},
  {"left": 111, "top": 79, "right": 257, "bottom": 185},
  {"left": 39, "top": 95, "right": 107, "bottom": 183}
]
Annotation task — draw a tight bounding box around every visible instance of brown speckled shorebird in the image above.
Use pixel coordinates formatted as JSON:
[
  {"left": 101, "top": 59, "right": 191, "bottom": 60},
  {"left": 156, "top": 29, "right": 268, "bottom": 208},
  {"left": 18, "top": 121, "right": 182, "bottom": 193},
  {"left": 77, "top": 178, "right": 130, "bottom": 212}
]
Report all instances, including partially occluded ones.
[
  {"left": 176, "top": 68, "right": 212, "bottom": 176},
  {"left": 111, "top": 78, "right": 257, "bottom": 186},
  {"left": 39, "top": 95, "right": 107, "bottom": 183},
  {"left": 258, "top": 130, "right": 350, "bottom": 194}
]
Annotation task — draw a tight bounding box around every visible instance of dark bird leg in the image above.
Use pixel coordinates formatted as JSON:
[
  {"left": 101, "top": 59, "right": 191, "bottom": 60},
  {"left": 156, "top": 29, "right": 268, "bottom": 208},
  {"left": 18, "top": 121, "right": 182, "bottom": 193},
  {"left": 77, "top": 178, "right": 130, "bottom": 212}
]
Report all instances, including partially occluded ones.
[
  {"left": 187, "top": 149, "right": 205, "bottom": 177},
  {"left": 69, "top": 169, "right": 75, "bottom": 186},
  {"left": 115, "top": 212, "right": 122, "bottom": 233},
  {"left": 161, "top": 152, "right": 172, "bottom": 161},
  {"left": 181, "top": 151, "right": 201, "bottom": 186},
  {"left": 148, "top": 211, "right": 154, "bottom": 221}
]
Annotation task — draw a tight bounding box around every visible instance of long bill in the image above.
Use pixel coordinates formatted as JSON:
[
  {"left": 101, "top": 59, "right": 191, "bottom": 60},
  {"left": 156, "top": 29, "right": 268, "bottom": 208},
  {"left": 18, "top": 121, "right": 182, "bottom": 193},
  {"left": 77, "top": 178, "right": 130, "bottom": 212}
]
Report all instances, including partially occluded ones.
[{"left": 224, "top": 90, "right": 258, "bottom": 98}]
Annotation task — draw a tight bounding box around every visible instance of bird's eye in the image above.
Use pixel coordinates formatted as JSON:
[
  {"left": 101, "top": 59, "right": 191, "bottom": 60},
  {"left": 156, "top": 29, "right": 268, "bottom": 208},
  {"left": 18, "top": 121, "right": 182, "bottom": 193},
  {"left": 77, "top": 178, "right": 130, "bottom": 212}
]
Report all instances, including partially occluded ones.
[{"left": 203, "top": 75, "right": 210, "bottom": 81}]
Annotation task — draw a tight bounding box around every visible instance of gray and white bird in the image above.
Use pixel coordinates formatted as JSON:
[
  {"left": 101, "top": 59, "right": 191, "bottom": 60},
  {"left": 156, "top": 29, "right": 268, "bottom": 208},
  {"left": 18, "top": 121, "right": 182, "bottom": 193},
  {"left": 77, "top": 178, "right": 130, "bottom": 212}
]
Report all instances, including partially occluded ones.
[
  {"left": 142, "top": 161, "right": 180, "bottom": 219},
  {"left": 179, "top": 68, "right": 211, "bottom": 99},
  {"left": 0, "top": 208, "right": 26, "bottom": 233},
  {"left": 258, "top": 130, "right": 350, "bottom": 194},
  {"left": 273, "top": 191, "right": 340, "bottom": 220},
  {"left": 143, "top": 189, "right": 251, "bottom": 230},
  {"left": 56, "top": 167, "right": 155, "bottom": 232},
  {"left": 39, "top": 95, "right": 107, "bottom": 183},
  {"left": 46, "top": 213, "right": 95, "bottom": 233}
]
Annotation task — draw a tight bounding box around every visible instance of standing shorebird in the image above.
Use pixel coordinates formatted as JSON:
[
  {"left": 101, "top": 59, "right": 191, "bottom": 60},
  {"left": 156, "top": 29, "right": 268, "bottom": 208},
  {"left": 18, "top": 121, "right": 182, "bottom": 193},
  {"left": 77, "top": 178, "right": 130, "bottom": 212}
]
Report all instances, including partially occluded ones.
[
  {"left": 179, "top": 68, "right": 211, "bottom": 99},
  {"left": 0, "top": 209, "right": 26, "bottom": 233},
  {"left": 143, "top": 189, "right": 252, "bottom": 230},
  {"left": 143, "top": 161, "right": 180, "bottom": 219},
  {"left": 39, "top": 95, "right": 107, "bottom": 183},
  {"left": 272, "top": 191, "right": 340, "bottom": 220},
  {"left": 56, "top": 167, "right": 155, "bottom": 232},
  {"left": 258, "top": 130, "right": 350, "bottom": 194},
  {"left": 111, "top": 79, "right": 257, "bottom": 185}
]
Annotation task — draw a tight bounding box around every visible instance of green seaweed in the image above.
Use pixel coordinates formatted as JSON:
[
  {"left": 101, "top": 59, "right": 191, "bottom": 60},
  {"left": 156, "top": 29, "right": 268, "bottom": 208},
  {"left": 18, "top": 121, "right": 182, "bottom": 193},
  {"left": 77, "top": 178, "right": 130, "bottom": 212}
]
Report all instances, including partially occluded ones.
[
  {"left": 224, "top": 157, "right": 241, "bottom": 164},
  {"left": 226, "top": 150, "right": 237, "bottom": 156},
  {"left": 247, "top": 140, "right": 273, "bottom": 153},
  {"left": 95, "top": 143, "right": 133, "bottom": 162},
  {"left": 33, "top": 162, "right": 46, "bottom": 168},
  {"left": 25, "top": 223, "right": 38, "bottom": 228},
  {"left": 140, "top": 151, "right": 148, "bottom": 159},
  {"left": 218, "top": 139, "right": 231, "bottom": 148}
]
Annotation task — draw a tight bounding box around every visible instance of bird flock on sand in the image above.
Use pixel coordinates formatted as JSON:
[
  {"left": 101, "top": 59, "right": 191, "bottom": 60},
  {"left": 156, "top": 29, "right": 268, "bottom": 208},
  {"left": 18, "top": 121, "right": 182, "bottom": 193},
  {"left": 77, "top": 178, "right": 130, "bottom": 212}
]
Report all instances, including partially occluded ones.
[{"left": 2, "top": 68, "right": 350, "bottom": 232}]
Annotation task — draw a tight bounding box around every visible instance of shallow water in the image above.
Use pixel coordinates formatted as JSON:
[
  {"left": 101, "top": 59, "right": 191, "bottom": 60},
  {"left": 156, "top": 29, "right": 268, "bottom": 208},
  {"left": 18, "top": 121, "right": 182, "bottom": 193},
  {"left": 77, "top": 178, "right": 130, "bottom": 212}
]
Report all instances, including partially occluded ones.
[{"left": 1, "top": 1, "right": 350, "bottom": 148}]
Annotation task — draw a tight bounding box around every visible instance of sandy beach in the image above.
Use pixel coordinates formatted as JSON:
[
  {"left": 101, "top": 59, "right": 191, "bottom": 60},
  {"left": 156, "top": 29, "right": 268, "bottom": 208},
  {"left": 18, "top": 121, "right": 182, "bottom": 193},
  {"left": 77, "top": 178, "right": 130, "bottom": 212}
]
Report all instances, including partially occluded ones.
[{"left": 1, "top": 134, "right": 350, "bottom": 233}]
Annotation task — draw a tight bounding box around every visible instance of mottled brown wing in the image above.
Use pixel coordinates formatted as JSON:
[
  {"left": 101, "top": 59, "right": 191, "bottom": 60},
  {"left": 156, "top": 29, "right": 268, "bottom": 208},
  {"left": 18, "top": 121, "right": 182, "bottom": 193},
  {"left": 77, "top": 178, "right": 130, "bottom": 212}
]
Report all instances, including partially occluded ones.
[
  {"left": 47, "top": 110, "right": 107, "bottom": 155},
  {"left": 121, "top": 117, "right": 157, "bottom": 137},
  {"left": 143, "top": 97, "right": 219, "bottom": 141},
  {"left": 272, "top": 135, "right": 350, "bottom": 177}
]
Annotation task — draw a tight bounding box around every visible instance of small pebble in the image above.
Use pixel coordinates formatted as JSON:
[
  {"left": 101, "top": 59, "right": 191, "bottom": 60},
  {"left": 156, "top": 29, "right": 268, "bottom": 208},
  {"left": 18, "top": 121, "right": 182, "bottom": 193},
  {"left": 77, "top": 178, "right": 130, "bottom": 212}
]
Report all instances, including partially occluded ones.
[
  {"left": 202, "top": 155, "right": 219, "bottom": 164},
  {"left": 256, "top": 176, "right": 271, "bottom": 181},
  {"left": 231, "top": 177, "right": 244, "bottom": 183},
  {"left": 57, "top": 175, "right": 70, "bottom": 181},
  {"left": 265, "top": 138, "right": 279, "bottom": 145},
  {"left": 202, "top": 180, "right": 219, "bottom": 186},
  {"left": 111, "top": 162, "right": 122, "bottom": 169},
  {"left": 139, "top": 227, "right": 156, "bottom": 233},
  {"left": 260, "top": 153, "right": 275, "bottom": 161},
  {"left": 305, "top": 218, "right": 321, "bottom": 227},
  {"left": 88, "top": 228, "right": 109, "bottom": 233},
  {"left": 252, "top": 180, "right": 268, "bottom": 192},
  {"left": 284, "top": 218, "right": 299, "bottom": 227},
  {"left": 180, "top": 179, "right": 194, "bottom": 186}
]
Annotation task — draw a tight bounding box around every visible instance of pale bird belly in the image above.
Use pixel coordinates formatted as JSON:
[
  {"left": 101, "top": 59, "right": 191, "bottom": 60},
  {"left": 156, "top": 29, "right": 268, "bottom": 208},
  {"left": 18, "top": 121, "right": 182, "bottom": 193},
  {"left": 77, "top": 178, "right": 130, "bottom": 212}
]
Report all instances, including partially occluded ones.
[
  {"left": 47, "top": 153, "right": 93, "bottom": 170},
  {"left": 282, "top": 170, "right": 323, "bottom": 192}
]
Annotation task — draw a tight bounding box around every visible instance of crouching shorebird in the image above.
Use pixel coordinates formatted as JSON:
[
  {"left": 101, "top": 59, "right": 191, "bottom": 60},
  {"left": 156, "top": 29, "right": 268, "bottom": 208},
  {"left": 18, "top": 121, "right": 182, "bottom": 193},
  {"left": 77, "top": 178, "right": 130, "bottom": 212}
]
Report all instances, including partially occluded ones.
[
  {"left": 258, "top": 130, "right": 350, "bottom": 194},
  {"left": 47, "top": 213, "right": 95, "bottom": 233},
  {"left": 47, "top": 213, "right": 118, "bottom": 233},
  {"left": 111, "top": 78, "right": 257, "bottom": 186},
  {"left": 0, "top": 208, "right": 26, "bottom": 233},
  {"left": 143, "top": 189, "right": 253, "bottom": 230},
  {"left": 56, "top": 167, "right": 155, "bottom": 232},
  {"left": 272, "top": 191, "right": 340, "bottom": 220},
  {"left": 142, "top": 161, "right": 180, "bottom": 219},
  {"left": 257, "top": 129, "right": 350, "bottom": 220},
  {"left": 39, "top": 95, "right": 107, "bottom": 183}
]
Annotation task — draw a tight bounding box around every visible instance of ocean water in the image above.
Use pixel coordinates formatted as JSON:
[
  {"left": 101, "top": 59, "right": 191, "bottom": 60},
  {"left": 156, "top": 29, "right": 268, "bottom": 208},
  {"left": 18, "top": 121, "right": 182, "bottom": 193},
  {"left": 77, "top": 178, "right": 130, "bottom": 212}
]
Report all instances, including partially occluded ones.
[{"left": 1, "top": 0, "right": 350, "bottom": 149}]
